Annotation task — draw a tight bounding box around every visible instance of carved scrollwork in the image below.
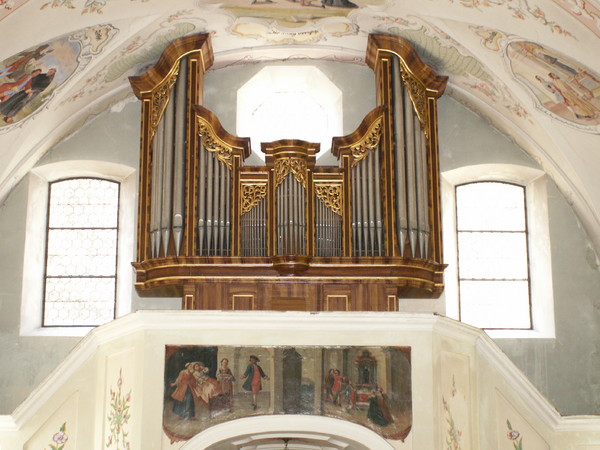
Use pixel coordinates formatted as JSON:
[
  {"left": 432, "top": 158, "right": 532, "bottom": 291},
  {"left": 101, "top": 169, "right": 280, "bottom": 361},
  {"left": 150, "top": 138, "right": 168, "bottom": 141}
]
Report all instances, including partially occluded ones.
[
  {"left": 274, "top": 157, "right": 307, "bottom": 188},
  {"left": 149, "top": 63, "right": 180, "bottom": 139},
  {"left": 315, "top": 184, "right": 342, "bottom": 216},
  {"left": 350, "top": 117, "right": 384, "bottom": 167},
  {"left": 197, "top": 119, "right": 233, "bottom": 169},
  {"left": 399, "top": 68, "right": 429, "bottom": 138},
  {"left": 241, "top": 183, "right": 268, "bottom": 215}
]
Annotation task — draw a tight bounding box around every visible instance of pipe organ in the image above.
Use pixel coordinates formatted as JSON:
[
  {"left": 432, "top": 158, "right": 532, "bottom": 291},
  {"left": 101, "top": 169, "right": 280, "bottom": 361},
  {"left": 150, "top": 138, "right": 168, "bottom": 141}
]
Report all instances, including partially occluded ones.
[{"left": 129, "top": 33, "right": 448, "bottom": 311}]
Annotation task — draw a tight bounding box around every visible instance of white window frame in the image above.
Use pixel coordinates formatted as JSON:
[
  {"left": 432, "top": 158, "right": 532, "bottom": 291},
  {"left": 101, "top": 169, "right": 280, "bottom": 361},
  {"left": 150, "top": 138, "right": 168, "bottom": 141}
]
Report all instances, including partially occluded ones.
[
  {"left": 20, "top": 161, "right": 136, "bottom": 337},
  {"left": 442, "top": 164, "right": 555, "bottom": 339}
]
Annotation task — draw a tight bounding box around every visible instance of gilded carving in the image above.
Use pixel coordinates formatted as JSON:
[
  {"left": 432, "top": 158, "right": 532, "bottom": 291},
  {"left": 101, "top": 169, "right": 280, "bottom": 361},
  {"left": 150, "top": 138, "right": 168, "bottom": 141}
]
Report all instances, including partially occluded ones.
[
  {"left": 197, "top": 119, "right": 233, "bottom": 169},
  {"left": 351, "top": 117, "right": 384, "bottom": 167},
  {"left": 399, "top": 66, "right": 429, "bottom": 137},
  {"left": 274, "top": 157, "right": 307, "bottom": 188},
  {"left": 150, "top": 63, "right": 180, "bottom": 139},
  {"left": 315, "top": 184, "right": 342, "bottom": 216},
  {"left": 241, "top": 183, "right": 268, "bottom": 215}
]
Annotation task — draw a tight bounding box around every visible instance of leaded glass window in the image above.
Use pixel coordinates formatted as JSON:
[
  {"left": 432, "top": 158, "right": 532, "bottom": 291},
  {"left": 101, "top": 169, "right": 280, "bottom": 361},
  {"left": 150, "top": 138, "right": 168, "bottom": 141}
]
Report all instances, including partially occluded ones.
[
  {"left": 456, "top": 181, "right": 531, "bottom": 329},
  {"left": 43, "top": 178, "right": 119, "bottom": 327}
]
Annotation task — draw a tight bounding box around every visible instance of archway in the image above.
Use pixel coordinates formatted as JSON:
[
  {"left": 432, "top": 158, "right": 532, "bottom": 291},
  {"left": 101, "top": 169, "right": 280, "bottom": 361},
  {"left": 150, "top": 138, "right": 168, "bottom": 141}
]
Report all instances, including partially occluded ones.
[{"left": 181, "top": 414, "right": 395, "bottom": 449}]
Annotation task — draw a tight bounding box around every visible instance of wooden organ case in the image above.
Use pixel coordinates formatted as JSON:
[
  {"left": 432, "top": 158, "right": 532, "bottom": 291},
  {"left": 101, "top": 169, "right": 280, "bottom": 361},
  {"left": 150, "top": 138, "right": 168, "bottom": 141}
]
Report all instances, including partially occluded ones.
[{"left": 129, "top": 33, "right": 448, "bottom": 312}]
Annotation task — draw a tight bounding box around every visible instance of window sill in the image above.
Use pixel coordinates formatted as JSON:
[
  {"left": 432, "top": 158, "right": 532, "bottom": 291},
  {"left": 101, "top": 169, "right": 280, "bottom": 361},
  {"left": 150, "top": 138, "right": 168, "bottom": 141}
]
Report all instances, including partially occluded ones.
[{"left": 21, "top": 326, "right": 94, "bottom": 337}]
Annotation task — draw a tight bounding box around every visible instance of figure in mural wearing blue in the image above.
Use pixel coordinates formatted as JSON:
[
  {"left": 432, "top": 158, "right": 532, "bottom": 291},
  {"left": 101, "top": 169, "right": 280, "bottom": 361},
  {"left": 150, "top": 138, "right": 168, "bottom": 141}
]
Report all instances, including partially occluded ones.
[
  {"left": 0, "top": 67, "right": 56, "bottom": 124},
  {"left": 241, "top": 355, "right": 270, "bottom": 410}
]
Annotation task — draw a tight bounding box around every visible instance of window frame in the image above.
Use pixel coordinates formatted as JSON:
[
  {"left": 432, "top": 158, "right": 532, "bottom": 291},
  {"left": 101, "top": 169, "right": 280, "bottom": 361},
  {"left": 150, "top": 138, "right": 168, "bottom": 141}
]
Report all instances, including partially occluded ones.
[
  {"left": 20, "top": 161, "right": 136, "bottom": 337},
  {"left": 42, "top": 177, "right": 121, "bottom": 328},
  {"left": 441, "top": 164, "right": 555, "bottom": 338}
]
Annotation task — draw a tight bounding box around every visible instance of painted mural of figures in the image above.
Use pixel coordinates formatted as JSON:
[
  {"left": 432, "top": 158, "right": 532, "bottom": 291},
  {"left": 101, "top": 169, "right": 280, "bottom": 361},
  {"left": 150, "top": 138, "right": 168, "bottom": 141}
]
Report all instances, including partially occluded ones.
[
  {"left": 325, "top": 368, "right": 335, "bottom": 401},
  {"left": 0, "top": 67, "right": 56, "bottom": 123},
  {"left": 170, "top": 362, "right": 198, "bottom": 420},
  {"left": 191, "top": 362, "right": 222, "bottom": 404},
  {"left": 217, "top": 358, "right": 236, "bottom": 410},
  {"left": 331, "top": 369, "right": 344, "bottom": 405},
  {"left": 241, "top": 355, "right": 269, "bottom": 410},
  {"left": 367, "top": 386, "right": 393, "bottom": 427},
  {"left": 547, "top": 72, "right": 598, "bottom": 119},
  {"left": 0, "top": 69, "right": 41, "bottom": 103},
  {"left": 343, "top": 379, "right": 356, "bottom": 410}
]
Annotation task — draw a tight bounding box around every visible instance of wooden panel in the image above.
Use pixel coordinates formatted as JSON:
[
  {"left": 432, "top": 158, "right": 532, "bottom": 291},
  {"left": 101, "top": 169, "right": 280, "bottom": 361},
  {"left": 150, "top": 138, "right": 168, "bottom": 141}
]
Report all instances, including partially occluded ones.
[
  {"left": 325, "top": 295, "right": 349, "bottom": 312},
  {"left": 231, "top": 294, "right": 254, "bottom": 311},
  {"left": 270, "top": 297, "right": 307, "bottom": 311}
]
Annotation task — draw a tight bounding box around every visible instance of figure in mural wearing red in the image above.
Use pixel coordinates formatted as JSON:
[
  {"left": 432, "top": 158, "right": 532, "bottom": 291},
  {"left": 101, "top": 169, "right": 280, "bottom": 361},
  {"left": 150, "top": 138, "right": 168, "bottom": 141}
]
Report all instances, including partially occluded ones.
[
  {"left": 324, "top": 368, "right": 335, "bottom": 401},
  {"left": 217, "top": 358, "right": 236, "bottom": 411},
  {"left": 170, "top": 362, "right": 198, "bottom": 420},
  {"left": 241, "top": 355, "right": 269, "bottom": 410},
  {"left": 331, "top": 369, "right": 344, "bottom": 406}
]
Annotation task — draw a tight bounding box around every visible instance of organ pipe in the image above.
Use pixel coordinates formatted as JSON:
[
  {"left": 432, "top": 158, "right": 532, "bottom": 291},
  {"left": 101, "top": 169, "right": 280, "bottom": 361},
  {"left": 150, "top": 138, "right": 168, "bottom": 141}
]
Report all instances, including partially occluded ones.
[{"left": 131, "top": 32, "right": 448, "bottom": 302}]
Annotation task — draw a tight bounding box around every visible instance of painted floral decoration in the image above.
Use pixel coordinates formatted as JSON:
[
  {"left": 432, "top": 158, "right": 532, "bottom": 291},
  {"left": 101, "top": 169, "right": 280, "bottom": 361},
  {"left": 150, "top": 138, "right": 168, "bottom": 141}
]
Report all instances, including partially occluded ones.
[
  {"left": 106, "top": 368, "right": 132, "bottom": 449},
  {"left": 506, "top": 419, "right": 524, "bottom": 450},
  {"left": 443, "top": 396, "right": 462, "bottom": 449},
  {"left": 47, "top": 422, "right": 68, "bottom": 450}
]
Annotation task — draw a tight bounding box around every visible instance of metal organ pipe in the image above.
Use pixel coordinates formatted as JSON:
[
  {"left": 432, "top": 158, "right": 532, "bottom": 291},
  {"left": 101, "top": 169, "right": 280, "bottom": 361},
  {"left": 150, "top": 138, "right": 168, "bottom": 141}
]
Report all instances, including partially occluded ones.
[
  {"left": 161, "top": 89, "right": 175, "bottom": 257},
  {"left": 172, "top": 57, "right": 187, "bottom": 256},
  {"left": 391, "top": 57, "right": 407, "bottom": 256},
  {"left": 403, "top": 85, "right": 418, "bottom": 258},
  {"left": 150, "top": 114, "right": 165, "bottom": 258},
  {"left": 415, "top": 119, "right": 430, "bottom": 259},
  {"left": 197, "top": 137, "right": 207, "bottom": 255}
]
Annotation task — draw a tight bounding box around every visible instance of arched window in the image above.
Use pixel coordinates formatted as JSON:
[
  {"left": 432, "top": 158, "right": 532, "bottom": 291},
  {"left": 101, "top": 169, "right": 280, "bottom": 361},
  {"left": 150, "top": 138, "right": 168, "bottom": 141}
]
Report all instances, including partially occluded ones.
[
  {"left": 441, "top": 164, "right": 554, "bottom": 338},
  {"left": 21, "top": 161, "right": 136, "bottom": 336},
  {"left": 43, "top": 178, "right": 120, "bottom": 327},
  {"left": 455, "top": 181, "right": 530, "bottom": 329}
]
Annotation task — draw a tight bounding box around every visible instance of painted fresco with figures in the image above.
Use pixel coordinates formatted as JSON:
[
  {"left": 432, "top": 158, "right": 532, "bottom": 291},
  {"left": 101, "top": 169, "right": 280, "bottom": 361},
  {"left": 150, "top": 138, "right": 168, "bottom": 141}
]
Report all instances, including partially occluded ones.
[{"left": 163, "top": 345, "right": 412, "bottom": 443}]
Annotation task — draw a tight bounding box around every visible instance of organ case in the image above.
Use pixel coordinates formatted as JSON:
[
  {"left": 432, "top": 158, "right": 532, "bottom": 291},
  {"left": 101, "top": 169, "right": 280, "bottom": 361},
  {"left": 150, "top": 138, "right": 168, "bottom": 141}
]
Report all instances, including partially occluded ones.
[{"left": 129, "top": 33, "right": 448, "bottom": 311}]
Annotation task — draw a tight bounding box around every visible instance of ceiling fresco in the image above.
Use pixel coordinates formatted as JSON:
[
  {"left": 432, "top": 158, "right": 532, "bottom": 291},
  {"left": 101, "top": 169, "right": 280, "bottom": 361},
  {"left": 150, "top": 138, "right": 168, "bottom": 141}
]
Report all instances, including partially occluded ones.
[
  {"left": 0, "top": 0, "right": 599, "bottom": 253},
  {"left": 0, "top": 24, "right": 116, "bottom": 127},
  {"left": 507, "top": 41, "right": 600, "bottom": 129}
]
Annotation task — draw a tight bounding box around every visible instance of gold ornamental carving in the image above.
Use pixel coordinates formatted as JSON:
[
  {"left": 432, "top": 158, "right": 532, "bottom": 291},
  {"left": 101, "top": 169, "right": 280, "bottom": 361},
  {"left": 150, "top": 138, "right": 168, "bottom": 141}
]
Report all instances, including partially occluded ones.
[
  {"left": 274, "top": 157, "right": 308, "bottom": 188},
  {"left": 399, "top": 67, "right": 429, "bottom": 138},
  {"left": 315, "top": 184, "right": 342, "bottom": 216},
  {"left": 350, "top": 117, "right": 384, "bottom": 167},
  {"left": 149, "top": 63, "right": 180, "bottom": 139},
  {"left": 241, "top": 183, "right": 268, "bottom": 215},
  {"left": 197, "top": 119, "right": 233, "bottom": 169}
]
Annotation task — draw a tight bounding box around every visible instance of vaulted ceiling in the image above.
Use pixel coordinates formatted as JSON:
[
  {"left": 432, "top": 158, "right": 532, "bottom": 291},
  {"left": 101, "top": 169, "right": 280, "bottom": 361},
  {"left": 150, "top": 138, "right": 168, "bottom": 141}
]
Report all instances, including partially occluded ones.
[{"left": 1, "top": 0, "right": 599, "bottom": 249}]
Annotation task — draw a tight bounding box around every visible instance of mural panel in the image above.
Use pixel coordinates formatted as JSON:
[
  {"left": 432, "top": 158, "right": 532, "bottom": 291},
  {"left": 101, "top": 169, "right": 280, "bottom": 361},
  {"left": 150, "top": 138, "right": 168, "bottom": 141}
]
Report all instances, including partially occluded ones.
[
  {"left": 163, "top": 345, "right": 412, "bottom": 443},
  {"left": 508, "top": 41, "right": 600, "bottom": 131},
  {"left": 0, "top": 24, "right": 115, "bottom": 127}
]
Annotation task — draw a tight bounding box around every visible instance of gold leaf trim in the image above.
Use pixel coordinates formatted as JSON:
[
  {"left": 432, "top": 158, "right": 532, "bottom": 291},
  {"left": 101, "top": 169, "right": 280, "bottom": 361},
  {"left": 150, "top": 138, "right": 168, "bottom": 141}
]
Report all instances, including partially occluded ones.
[
  {"left": 350, "top": 117, "right": 384, "bottom": 167},
  {"left": 399, "top": 66, "right": 429, "bottom": 139},
  {"left": 241, "top": 183, "right": 267, "bottom": 215},
  {"left": 149, "top": 62, "right": 180, "bottom": 140},
  {"left": 315, "top": 184, "right": 342, "bottom": 216},
  {"left": 197, "top": 118, "right": 233, "bottom": 169},
  {"left": 274, "top": 158, "right": 307, "bottom": 188}
]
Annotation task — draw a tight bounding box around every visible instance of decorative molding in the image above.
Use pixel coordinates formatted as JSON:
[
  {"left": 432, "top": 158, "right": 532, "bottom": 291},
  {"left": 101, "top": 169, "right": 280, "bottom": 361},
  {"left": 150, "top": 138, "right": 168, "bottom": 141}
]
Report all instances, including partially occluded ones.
[
  {"left": 197, "top": 117, "right": 233, "bottom": 169},
  {"left": 150, "top": 63, "right": 179, "bottom": 140},
  {"left": 399, "top": 67, "right": 429, "bottom": 137},
  {"left": 350, "top": 117, "right": 383, "bottom": 167},
  {"left": 241, "top": 183, "right": 267, "bottom": 215},
  {"left": 274, "top": 157, "right": 308, "bottom": 188},
  {"left": 315, "top": 184, "right": 342, "bottom": 216}
]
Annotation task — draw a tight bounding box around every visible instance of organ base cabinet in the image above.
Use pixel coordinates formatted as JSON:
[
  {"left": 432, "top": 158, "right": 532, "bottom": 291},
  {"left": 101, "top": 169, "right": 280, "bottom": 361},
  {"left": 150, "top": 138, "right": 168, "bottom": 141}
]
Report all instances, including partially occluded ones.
[
  {"left": 179, "top": 280, "right": 401, "bottom": 312},
  {"left": 130, "top": 33, "right": 448, "bottom": 311}
]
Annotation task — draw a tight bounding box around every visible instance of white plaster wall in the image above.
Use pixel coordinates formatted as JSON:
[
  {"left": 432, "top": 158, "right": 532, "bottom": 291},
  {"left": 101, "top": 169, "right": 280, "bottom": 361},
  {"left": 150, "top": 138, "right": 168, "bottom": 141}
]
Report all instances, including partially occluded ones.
[{"left": 438, "top": 96, "right": 600, "bottom": 415}]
